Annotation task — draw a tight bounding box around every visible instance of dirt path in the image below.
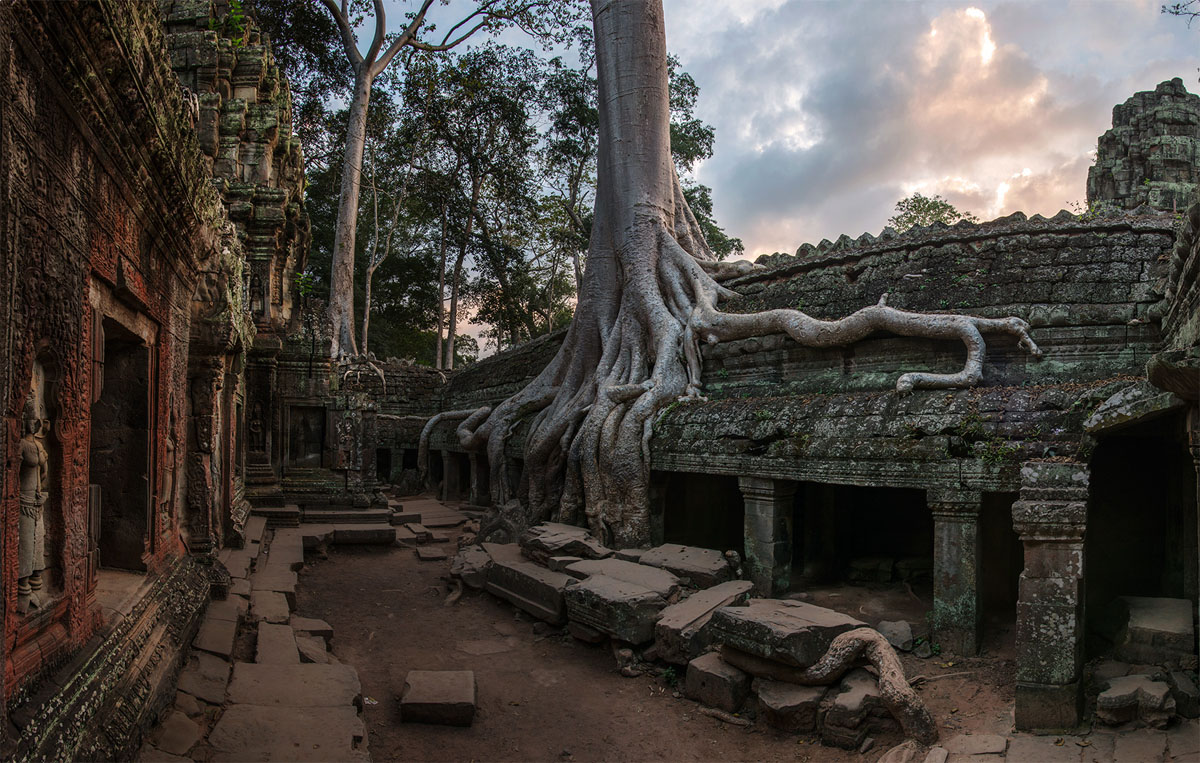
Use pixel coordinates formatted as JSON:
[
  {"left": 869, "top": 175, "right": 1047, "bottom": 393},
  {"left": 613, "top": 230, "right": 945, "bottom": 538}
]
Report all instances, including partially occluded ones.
[{"left": 295, "top": 534, "right": 1020, "bottom": 762}]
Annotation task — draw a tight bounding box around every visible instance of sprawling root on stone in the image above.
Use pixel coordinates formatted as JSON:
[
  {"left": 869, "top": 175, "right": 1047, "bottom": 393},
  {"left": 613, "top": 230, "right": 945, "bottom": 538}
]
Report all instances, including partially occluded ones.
[{"left": 794, "top": 627, "right": 937, "bottom": 745}]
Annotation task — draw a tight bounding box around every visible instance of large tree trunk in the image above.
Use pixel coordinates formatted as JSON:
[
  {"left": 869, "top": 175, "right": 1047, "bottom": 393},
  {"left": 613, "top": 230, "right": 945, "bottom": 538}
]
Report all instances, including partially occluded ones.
[
  {"left": 445, "top": 174, "right": 482, "bottom": 371},
  {"left": 451, "top": 0, "right": 1041, "bottom": 549},
  {"left": 328, "top": 69, "right": 374, "bottom": 359}
]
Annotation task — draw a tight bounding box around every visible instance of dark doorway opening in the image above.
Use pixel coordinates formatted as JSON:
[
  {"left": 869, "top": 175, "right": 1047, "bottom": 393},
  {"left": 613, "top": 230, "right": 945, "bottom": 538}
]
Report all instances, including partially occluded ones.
[
  {"left": 656, "top": 471, "right": 744, "bottom": 552},
  {"left": 288, "top": 406, "right": 325, "bottom": 467},
  {"left": 89, "top": 318, "right": 150, "bottom": 572},
  {"left": 376, "top": 447, "right": 393, "bottom": 483}
]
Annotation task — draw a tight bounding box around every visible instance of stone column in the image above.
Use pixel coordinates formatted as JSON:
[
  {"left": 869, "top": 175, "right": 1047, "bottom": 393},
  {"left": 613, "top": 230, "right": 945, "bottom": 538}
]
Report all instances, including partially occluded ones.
[
  {"left": 929, "top": 487, "right": 983, "bottom": 656},
  {"left": 1189, "top": 407, "right": 1200, "bottom": 670},
  {"left": 1011, "top": 462, "right": 1089, "bottom": 732},
  {"left": 738, "top": 477, "right": 796, "bottom": 596}
]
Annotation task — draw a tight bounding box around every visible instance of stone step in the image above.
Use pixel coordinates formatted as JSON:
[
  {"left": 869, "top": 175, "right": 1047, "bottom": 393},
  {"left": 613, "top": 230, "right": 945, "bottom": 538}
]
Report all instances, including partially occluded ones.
[
  {"left": 391, "top": 511, "right": 422, "bottom": 526},
  {"left": 332, "top": 524, "right": 397, "bottom": 545},
  {"left": 655, "top": 580, "right": 755, "bottom": 665},
  {"left": 244, "top": 515, "right": 268, "bottom": 546},
  {"left": 302, "top": 508, "right": 392, "bottom": 525},
  {"left": 268, "top": 529, "right": 305, "bottom": 570},
  {"left": 251, "top": 504, "right": 301, "bottom": 528}
]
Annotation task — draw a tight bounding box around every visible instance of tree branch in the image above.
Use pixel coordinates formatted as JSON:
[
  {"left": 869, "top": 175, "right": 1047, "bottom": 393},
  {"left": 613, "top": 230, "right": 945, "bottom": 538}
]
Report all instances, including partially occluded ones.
[{"left": 318, "top": 0, "right": 363, "bottom": 68}]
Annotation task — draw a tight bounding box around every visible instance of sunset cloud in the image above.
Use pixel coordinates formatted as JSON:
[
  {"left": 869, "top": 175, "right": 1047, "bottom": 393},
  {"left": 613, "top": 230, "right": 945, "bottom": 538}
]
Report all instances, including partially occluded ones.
[{"left": 663, "top": 0, "right": 1196, "bottom": 257}]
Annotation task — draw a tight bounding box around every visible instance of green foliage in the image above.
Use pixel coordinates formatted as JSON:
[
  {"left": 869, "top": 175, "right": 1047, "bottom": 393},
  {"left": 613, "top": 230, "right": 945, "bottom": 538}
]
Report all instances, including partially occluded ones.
[
  {"left": 210, "top": 0, "right": 248, "bottom": 45},
  {"left": 295, "top": 270, "right": 317, "bottom": 297},
  {"left": 888, "top": 193, "right": 979, "bottom": 233},
  {"left": 754, "top": 409, "right": 774, "bottom": 421},
  {"left": 659, "top": 666, "right": 679, "bottom": 687}
]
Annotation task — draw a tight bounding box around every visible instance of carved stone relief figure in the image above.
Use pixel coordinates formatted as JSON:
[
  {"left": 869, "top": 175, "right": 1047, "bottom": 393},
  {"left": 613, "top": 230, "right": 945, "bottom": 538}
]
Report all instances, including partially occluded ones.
[{"left": 18, "top": 364, "right": 50, "bottom": 614}]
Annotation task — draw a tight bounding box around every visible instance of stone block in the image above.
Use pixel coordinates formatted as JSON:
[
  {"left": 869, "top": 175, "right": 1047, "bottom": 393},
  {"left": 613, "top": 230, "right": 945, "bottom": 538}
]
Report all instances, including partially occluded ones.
[
  {"left": 391, "top": 511, "right": 422, "bottom": 525},
  {"left": 708, "top": 599, "right": 864, "bottom": 667},
  {"left": 177, "top": 652, "right": 231, "bottom": 705},
  {"left": 483, "top": 542, "right": 576, "bottom": 624},
  {"left": 296, "top": 635, "right": 329, "bottom": 664},
  {"left": 548, "top": 555, "right": 583, "bottom": 572},
  {"left": 400, "top": 670, "right": 477, "bottom": 727},
  {"left": 152, "top": 711, "right": 200, "bottom": 757},
  {"left": 256, "top": 622, "right": 299, "bottom": 664},
  {"left": 821, "top": 668, "right": 899, "bottom": 749},
  {"left": 193, "top": 615, "right": 237, "bottom": 659},
  {"left": 300, "top": 524, "right": 334, "bottom": 551},
  {"left": 333, "top": 524, "right": 397, "bottom": 545},
  {"left": 613, "top": 549, "right": 645, "bottom": 563},
  {"left": 416, "top": 546, "right": 447, "bottom": 561},
  {"left": 638, "top": 544, "right": 734, "bottom": 588},
  {"left": 876, "top": 620, "right": 914, "bottom": 651},
  {"left": 403, "top": 523, "right": 432, "bottom": 542},
  {"left": 654, "top": 580, "right": 754, "bottom": 665},
  {"left": 250, "top": 591, "right": 291, "bottom": 624},
  {"left": 270, "top": 529, "right": 305, "bottom": 570},
  {"left": 251, "top": 566, "right": 298, "bottom": 608},
  {"left": 290, "top": 616, "right": 334, "bottom": 641},
  {"left": 564, "top": 558, "right": 680, "bottom": 598},
  {"left": 684, "top": 652, "right": 750, "bottom": 713},
  {"left": 175, "top": 692, "right": 202, "bottom": 717},
  {"left": 519, "top": 522, "right": 612, "bottom": 565},
  {"left": 1112, "top": 729, "right": 1168, "bottom": 763},
  {"left": 568, "top": 621, "right": 607, "bottom": 643},
  {"left": 1005, "top": 735, "right": 1080, "bottom": 762},
  {"left": 943, "top": 733, "right": 1007, "bottom": 755},
  {"left": 227, "top": 663, "right": 362, "bottom": 708},
  {"left": 1015, "top": 681, "right": 1081, "bottom": 731},
  {"left": 564, "top": 574, "right": 668, "bottom": 644},
  {"left": 206, "top": 597, "right": 247, "bottom": 623},
  {"left": 1167, "top": 718, "right": 1200, "bottom": 758},
  {"left": 230, "top": 578, "right": 251, "bottom": 597},
  {"left": 1167, "top": 670, "right": 1199, "bottom": 718},
  {"left": 752, "top": 678, "right": 824, "bottom": 732},
  {"left": 451, "top": 545, "right": 493, "bottom": 589},
  {"left": 1113, "top": 596, "right": 1195, "bottom": 665},
  {"left": 1096, "top": 674, "right": 1176, "bottom": 728},
  {"left": 245, "top": 515, "right": 267, "bottom": 545},
  {"left": 208, "top": 705, "right": 366, "bottom": 762}
]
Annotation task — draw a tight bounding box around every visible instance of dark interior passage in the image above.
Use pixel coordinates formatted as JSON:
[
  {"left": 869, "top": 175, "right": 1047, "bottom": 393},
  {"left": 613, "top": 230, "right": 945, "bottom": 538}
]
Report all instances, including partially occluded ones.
[
  {"left": 792, "top": 483, "right": 932, "bottom": 586},
  {"left": 376, "top": 447, "right": 393, "bottom": 482},
  {"left": 288, "top": 406, "right": 325, "bottom": 467},
  {"left": 979, "top": 492, "right": 1022, "bottom": 621},
  {"left": 657, "top": 471, "right": 744, "bottom": 552},
  {"left": 89, "top": 318, "right": 150, "bottom": 572}
]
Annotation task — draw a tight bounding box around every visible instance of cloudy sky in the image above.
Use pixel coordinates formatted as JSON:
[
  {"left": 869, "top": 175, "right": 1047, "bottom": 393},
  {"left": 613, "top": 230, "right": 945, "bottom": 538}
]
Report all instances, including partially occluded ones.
[{"left": 658, "top": 0, "right": 1195, "bottom": 258}]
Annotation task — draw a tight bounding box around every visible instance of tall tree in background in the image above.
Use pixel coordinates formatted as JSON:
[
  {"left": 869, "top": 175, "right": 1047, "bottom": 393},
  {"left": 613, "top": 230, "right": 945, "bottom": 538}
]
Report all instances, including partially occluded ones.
[
  {"left": 450, "top": 0, "right": 1041, "bottom": 563},
  {"left": 317, "top": 0, "right": 581, "bottom": 359}
]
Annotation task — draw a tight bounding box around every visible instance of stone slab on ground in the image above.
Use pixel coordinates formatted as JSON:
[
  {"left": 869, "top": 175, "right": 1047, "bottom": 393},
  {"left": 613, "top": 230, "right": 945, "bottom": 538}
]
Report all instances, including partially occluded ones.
[
  {"left": 206, "top": 597, "right": 247, "bottom": 623},
  {"left": 296, "top": 635, "right": 329, "bottom": 664},
  {"left": 230, "top": 578, "right": 251, "bottom": 597},
  {"left": 684, "top": 652, "right": 750, "bottom": 713},
  {"left": 256, "top": 622, "right": 299, "bottom": 664},
  {"left": 451, "top": 545, "right": 493, "bottom": 589},
  {"left": 227, "top": 663, "right": 362, "bottom": 708},
  {"left": 208, "top": 705, "right": 367, "bottom": 762},
  {"left": 251, "top": 566, "right": 298, "bottom": 608},
  {"left": 564, "top": 558, "right": 680, "bottom": 598},
  {"left": 548, "top": 555, "right": 583, "bottom": 572},
  {"left": 943, "top": 734, "right": 1007, "bottom": 756},
  {"left": 876, "top": 620, "right": 914, "bottom": 651},
  {"left": 245, "top": 516, "right": 268, "bottom": 546},
  {"left": 177, "top": 652, "right": 231, "bottom": 705},
  {"left": 654, "top": 580, "right": 754, "bottom": 665},
  {"left": 638, "top": 543, "right": 734, "bottom": 588},
  {"left": 193, "top": 615, "right": 238, "bottom": 659},
  {"left": 1167, "top": 718, "right": 1200, "bottom": 758},
  {"left": 708, "top": 598, "right": 865, "bottom": 667},
  {"left": 175, "top": 692, "right": 202, "bottom": 717},
  {"left": 613, "top": 549, "right": 645, "bottom": 563},
  {"left": 300, "top": 524, "right": 334, "bottom": 550},
  {"left": 416, "top": 546, "right": 448, "bottom": 561},
  {"left": 752, "top": 678, "right": 824, "bottom": 732},
  {"left": 250, "top": 591, "right": 291, "bottom": 625},
  {"left": 1096, "top": 674, "right": 1176, "bottom": 727},
  {"left": 400, "top": 670, "right": 477, "bottom": 726},
  {"left": 270, "top": 529, "right": 305, "bottom": 570},
  {"left": 152, "top": 710, "right": 200, "bottom": 757},
  {"left": 520, "top": 522, "right": 612, "bottom": 565},
  {"left": 333, "top": 524, "right": 397, "bottom": 545},
  {"left": 138, "top": 744, "right": 191, "bottom": 762},
  {"left": 1114, "top": 596, "right": 1195, "bottom": 664},
  {"left": 221, "top": 549, "right": 254, "bottom": 579},
  {"left": 291, "top": 615, "right": 334, "bottom": 641},
  {"left": 403, "top": 523, "right": 433, "bottom": 542},
  {"left": 483, "top": 542, "right": 576, "bottom": 624},
  {"left": 1002, "top": 735, "right": 1081, "bottom": 763},
  {"left": 1112, "top": 729, "right": 1167, "bottom": 763},
  {"left": 563, "top": 574, "right": 668, "bottom": 644}
]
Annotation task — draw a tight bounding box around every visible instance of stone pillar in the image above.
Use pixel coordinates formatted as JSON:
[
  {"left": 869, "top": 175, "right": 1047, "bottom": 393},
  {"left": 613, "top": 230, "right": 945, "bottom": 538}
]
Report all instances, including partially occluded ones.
[
  {"left": 1011, "top": 462, "right": 1089, "bottom": 732},
  {"left": 929, "top": 487, "right": 983, "bottom": 656},
  {"left": 738, "top": 477, "right": 796, "bottom": 596},
  {"left": 1189, "top": 407, "right": 1200, "bottom": 670}
]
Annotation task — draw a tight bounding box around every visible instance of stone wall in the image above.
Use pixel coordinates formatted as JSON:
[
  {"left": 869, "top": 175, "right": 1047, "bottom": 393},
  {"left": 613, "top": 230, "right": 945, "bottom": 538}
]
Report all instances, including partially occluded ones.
[{"left": 1087, "top": 78, "right": 1200, "bottom": 212}]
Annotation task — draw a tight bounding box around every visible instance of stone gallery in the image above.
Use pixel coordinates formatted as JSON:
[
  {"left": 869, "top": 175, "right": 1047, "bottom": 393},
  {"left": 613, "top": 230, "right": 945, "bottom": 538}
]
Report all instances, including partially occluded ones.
[{"left": 0, "top": 0, "right": 1196, "bottom": 761}]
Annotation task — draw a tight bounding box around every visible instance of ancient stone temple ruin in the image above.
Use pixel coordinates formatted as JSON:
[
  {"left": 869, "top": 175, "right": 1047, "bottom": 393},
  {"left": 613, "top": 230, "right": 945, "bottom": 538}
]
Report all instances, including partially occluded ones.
[{"left": 0, "top": 0, "right": 1196, "bottom": 757}]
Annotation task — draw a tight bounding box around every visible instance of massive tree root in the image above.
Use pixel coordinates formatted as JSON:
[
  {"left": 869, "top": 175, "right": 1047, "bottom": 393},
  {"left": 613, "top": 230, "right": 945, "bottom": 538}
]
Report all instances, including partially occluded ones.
[{"left": 427, "top": 0, "right": 1042, "bottom": 548}]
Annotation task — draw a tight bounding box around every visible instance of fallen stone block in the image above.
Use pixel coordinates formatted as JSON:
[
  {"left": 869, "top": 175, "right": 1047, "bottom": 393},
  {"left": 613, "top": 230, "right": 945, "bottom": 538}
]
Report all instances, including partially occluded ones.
[
  {"left": 394, "top": 526, "right": 419, "bottom": 546},
  {"left": 876, "top": 740, "right": 924, "bottom": 763},
  {"left": 568, "top": 621, "right": 607, "bottom": 644},
  {"left": 391, "top": 511, "right": 422, "bottom": 525},
  {"left": 296, "top": 635, "right": 330, "bottom": 664},
  {"left": 1167, "top": 670, "right": 1199, "bottom": 718},
  {"left": 208, "top": 705, "right": 366, "bottom": 762},
  {"left": 256, "top": 622, "right": 299, "bottom": 664},
  {"left": 403, "top": 523, "right": 433, "bottom": 542},
  {"left": 549, "top": 555, "right": 583, "bottom": 573},
  {"left": 400, "top": 670, "right": 477, "bottom": 727},
  {"left": 290, "top": 616, "right": 334, "bottom": 641},
  {"left": 416, "top": 546, "right": 448, "bottom": 561},
  {"left": 520, "top": 522, "right": 612, "bottom": 566},
  {"left": 451, "top": 545, "right": 493, "bottom": 589},
  {"left": 613, "top": 549, "right": 645, "bottom": 563},
  {"left": 227, "top": 663, "right": 362, "bottom": 708},
  {"left": 1095, "top": 674, "right": 1176, "bottom": 728},
  {"left": 752, "top": 677, "right": 824, "bottom": 732},
  {"left": 708, "top": 598, "right": 865, "bottom": 667},
  {"left": 483, "top": 542, "right": 576, "bottom": 624},
  {"left": 564, "top": 574, "right": 668, "bottom": 644},
  {"left": 1113, "top": 596, "right": 1195, "bottom": 665},
  {"left": 333, "top": 524, "right": 397, "bottom": 545},
  {"left": 565, "top": 558, "right": 680, "bottom": 598},
  {"left": 685, "top": 652, "right": 750, "bottom": 713},
  {"left": 177, "top": 652, "right": 231, "bottom": 705},
  {"left": 639, "top": 544, "right": 734, "bottom": 588},
  {"left": 250, "top": 591, "right": 291, "bottom": 625},
  {"left": 655, "top": 580, "right": 754, "bottom": 665},
  {"left": 876, "top": 620, "right": 914, "bottom": 652},
  {"left": 820, "top": 668, "right": 899, "bottom": 749}
]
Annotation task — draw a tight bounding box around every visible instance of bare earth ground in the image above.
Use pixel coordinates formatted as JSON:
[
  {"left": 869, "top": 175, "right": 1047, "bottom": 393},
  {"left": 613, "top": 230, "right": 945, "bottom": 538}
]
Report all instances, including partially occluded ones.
[{"left": 295, "top": 526, "right": 1022, "bottom": 763}]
